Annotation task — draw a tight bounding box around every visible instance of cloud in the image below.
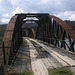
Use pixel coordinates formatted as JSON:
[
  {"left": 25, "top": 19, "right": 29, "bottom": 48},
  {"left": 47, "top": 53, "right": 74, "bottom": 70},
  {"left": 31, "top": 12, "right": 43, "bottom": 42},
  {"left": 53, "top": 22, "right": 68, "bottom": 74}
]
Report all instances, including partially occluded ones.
[
  {"left": 13, "top": 7, "right": 24, "bottom": 15},
  {"left": 3, "top": 13, "right": 9, "bottom": 17},
  {"left": 41, "top": 0, "right": 49, "bottom": 3},
  {"left": 0, "top": 0, "right": 1, "bottom": 1},
  {"left": 0, "top": 0, "right": 75, "bottom": 23},
  {"left": 69, "top": 14, "right": 75, "bottom": 21},
  {"left": 0, "top": 0, "right": 14, "bottom": 22},
  {"left": 54, "top": 11, "right": 75, "bottom": 20},
  {"left": 0, "top": 0, "right": 13, "bottom": 11},
  {"left": 1, "top": 18, "right": 9, "bottom": 23}
]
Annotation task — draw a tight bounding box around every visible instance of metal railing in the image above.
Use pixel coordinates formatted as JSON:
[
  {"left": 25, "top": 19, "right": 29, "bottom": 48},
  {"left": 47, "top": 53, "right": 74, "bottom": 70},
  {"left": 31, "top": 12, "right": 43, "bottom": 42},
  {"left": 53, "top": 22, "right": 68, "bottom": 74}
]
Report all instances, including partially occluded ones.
[{"left": 36, "top": 37, "right": 75, "bottom": 52}]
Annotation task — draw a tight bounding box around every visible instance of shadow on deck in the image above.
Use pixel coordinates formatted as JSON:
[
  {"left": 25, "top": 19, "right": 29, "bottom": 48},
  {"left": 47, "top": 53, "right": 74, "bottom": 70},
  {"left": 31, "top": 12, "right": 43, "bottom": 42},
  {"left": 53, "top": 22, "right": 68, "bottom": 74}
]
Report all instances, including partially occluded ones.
[{"left": 5, "top": 37, "right": 75, "bottom": 75}]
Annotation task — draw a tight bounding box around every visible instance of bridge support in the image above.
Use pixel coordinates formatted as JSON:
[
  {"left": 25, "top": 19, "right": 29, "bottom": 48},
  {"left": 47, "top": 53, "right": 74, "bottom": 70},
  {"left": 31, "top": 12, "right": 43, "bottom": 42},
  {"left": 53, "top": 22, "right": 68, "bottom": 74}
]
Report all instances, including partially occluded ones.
[{"left": 0, "top": 13, "right": 75, "bottom": 65}]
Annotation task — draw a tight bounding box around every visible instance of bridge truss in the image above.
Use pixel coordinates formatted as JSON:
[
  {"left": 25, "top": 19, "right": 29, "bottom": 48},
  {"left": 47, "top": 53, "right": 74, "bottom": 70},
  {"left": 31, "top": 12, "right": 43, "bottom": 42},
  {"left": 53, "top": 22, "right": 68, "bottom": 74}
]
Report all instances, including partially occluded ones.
[{"left": 0, "top": 13, "right": 75, "bottom": 65}]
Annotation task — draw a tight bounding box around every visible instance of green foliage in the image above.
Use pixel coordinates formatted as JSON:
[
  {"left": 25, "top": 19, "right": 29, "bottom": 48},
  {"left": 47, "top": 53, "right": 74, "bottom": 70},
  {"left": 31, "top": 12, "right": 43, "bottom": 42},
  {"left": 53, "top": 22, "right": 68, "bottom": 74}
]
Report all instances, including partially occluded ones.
[
  {"left": 0, "top": 24, "right": 7, "bottom": 37},
  {"left": 20, "top": 70, "right": 32, "bottom": 75},
  {"left": 48, "top": 68, "right": 72, "bottom": 75},
  {"left": 6, "top": 70, "right": 33, "bottom": 75}
]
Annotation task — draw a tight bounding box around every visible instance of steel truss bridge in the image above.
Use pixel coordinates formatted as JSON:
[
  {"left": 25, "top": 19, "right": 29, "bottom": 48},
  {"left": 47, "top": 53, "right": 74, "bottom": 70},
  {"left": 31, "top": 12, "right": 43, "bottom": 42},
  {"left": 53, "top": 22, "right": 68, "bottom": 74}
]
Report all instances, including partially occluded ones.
[{"left": 0, "top": 13, "right": 75, "bottom": 74}]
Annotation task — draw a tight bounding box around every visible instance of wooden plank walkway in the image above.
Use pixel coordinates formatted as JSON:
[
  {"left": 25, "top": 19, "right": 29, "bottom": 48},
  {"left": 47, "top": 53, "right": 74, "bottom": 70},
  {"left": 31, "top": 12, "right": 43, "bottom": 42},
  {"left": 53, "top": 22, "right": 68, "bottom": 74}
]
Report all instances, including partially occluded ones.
[
  {"left": 6, "top": 38, "right": 32, "bottom": 74},
  {"left": 26, "top": 38, "right": 49, "bottom": 75},
  {"left": 29, "top": 38, "right": 75, "bottom": 75},
  {"left": 6, "top": 37, "right": 75, "bottom": 75},
  {"left": 30, "top": 38, "right": 75, "bottom": 67}
]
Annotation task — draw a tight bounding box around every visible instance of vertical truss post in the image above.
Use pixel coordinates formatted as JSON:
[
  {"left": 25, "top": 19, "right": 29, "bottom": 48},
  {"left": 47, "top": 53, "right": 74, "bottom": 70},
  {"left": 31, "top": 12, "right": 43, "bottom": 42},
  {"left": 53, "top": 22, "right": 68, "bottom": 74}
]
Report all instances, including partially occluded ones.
[{"left": 2, "top": 41, "right": 6, "bottom": 65}]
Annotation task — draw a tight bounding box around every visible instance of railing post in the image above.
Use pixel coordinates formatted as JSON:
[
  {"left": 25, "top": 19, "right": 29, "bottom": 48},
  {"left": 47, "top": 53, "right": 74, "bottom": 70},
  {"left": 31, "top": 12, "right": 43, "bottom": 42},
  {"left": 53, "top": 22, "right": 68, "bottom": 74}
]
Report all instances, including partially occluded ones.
[{"left": 2, "top": 41, "right": 6, "bottom": 64}]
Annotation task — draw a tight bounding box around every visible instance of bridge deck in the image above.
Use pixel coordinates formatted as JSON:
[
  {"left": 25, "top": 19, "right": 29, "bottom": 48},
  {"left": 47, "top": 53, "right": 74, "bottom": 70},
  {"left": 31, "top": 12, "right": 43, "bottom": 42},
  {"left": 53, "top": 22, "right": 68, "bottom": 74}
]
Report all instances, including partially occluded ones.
[{"left": 6, "top": 37, "right": 75, "bottom": 75}]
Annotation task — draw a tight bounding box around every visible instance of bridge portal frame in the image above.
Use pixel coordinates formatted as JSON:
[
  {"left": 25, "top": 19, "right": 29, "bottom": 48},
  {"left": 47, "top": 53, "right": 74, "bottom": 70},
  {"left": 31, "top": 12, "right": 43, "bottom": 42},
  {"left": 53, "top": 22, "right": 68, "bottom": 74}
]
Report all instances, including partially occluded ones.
[{"left": 0, "top": 13, "right": 75, "bottom": 65}]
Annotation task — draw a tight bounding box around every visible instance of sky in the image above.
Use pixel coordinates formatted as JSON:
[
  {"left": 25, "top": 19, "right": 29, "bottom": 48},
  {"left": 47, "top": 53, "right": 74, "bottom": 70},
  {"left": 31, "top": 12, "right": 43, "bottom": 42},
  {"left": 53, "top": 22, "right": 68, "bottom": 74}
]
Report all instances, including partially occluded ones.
[{"left": 0, "top": 0, "right": 75, "bottom": 23}]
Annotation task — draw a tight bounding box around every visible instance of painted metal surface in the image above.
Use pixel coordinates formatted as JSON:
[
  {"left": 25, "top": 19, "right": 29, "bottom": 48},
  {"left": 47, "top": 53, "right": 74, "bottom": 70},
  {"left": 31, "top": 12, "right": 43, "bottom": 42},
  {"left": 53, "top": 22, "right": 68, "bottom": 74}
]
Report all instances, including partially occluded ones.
[
  {"left": 50, "top": 15, "right": 75, "bottom": 41},
  {"left": 0, "top": 13, "right": 75, "bottom": 65}
]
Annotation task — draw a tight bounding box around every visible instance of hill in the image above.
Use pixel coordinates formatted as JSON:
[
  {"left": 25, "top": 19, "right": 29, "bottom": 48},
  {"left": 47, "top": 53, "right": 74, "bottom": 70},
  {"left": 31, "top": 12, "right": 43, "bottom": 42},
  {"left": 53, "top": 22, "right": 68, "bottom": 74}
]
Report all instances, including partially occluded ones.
[
  {"left": 65, "top": 20, "right": 75, "bottom": 30},
  {"left": 0, "top": 24, "right": 7, "bottom": 37}
]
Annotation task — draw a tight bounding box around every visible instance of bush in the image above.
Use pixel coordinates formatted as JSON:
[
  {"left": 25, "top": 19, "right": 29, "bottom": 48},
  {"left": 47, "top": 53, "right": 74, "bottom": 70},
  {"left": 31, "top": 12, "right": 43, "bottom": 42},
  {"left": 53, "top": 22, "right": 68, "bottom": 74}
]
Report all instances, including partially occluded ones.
[{"left": 48, "top": 68, "right": 72, "bottom": 75}]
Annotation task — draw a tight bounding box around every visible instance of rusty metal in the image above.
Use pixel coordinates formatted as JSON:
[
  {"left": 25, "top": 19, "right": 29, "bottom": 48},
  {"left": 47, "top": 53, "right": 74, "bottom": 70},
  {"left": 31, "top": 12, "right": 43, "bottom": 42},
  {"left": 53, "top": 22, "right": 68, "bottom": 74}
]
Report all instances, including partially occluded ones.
[
  {"left": 0, "top": 15, "right": 22, "bottom": 65},
  {"left": 31, "top": 28, "right": 36, "bottom": 39},
  {"left": 0, "top": 13, "right": 75, "bottom": 65},
  {"left": 36, "top": 14, "right": 75, "bottom": 52},
  {"left": 50, "top": 15, "right": 75, "bottom": 41}
]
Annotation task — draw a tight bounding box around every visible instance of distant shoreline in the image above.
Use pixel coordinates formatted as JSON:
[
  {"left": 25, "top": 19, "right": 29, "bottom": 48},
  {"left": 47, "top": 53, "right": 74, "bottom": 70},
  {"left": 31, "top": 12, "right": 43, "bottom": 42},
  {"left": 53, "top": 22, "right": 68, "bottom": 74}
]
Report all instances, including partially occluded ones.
[{"left": 0, "top": 24, "right": 8, "bottom": 25}]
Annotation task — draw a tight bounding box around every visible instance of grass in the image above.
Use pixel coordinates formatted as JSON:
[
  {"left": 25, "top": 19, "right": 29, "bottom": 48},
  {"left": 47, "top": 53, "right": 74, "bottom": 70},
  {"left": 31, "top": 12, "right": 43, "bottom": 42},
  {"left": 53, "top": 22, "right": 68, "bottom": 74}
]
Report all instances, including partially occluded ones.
[
  {"left": 48, "top": 68, "right": 72, "bottom": 75},
  {"left": 6, "top": 70, "right": 33, "bottom": 75},
  {"left": 6, "top": 68, "right": 72, "bottom": 75}
]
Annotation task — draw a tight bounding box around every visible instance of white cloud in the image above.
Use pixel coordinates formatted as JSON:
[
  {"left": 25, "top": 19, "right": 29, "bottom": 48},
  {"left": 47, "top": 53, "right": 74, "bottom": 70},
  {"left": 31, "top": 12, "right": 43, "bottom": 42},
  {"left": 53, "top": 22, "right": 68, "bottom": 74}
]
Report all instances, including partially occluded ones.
[
  {"left": 55, "top": 0, "right": 61, "bottom": 5},
  {"left": 13, "top": 7, "right": 24, "bottom": 15},
  {"left": 3, "top": 13, "right": 9, "bottom": 17},
  {"left": 69, "top": 15, "right": 75, "bottom": 21},
  {"left": 1, "top": 18, "right": 9, "bottom": 23},
  {"left": 54, "top": 11, "right": 75, "bottom": 21},
  {"left": 42, "top": 0, "right": 49, "bottom": 3},
  {"left": 0, "top": 0, "right": 75, "bottom": 23},
  {"left": 10, "top": 0, "right": 16, "bottom": 5}
]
